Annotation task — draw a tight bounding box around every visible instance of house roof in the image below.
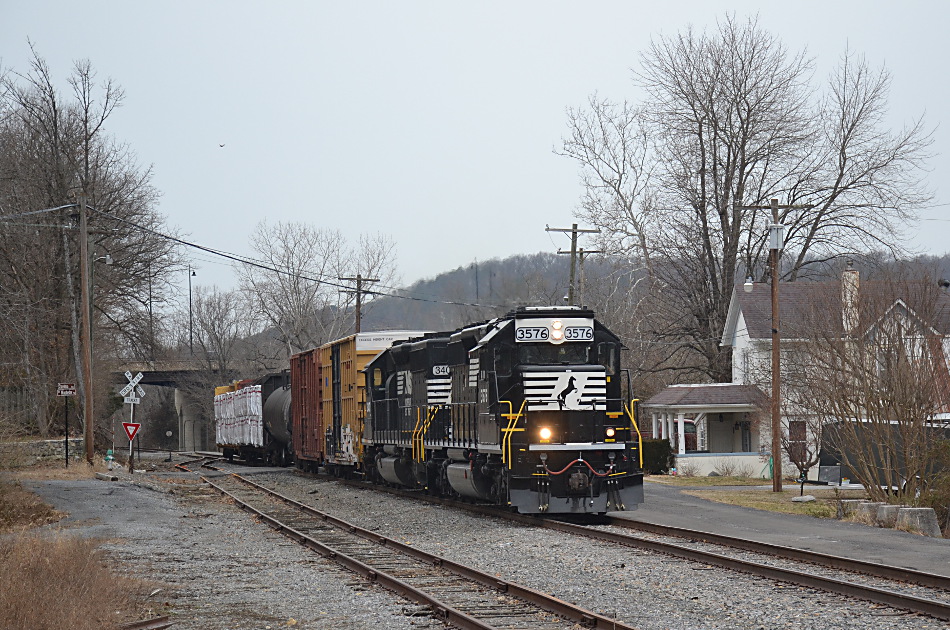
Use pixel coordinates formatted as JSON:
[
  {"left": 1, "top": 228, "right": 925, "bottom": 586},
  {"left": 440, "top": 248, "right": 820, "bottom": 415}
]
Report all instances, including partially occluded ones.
[
  {"left": 642, "top": 383, "right": 768, "bottom": 410},
  {"left": 721, "top": 279, "right": 950, "bottom": 346}
]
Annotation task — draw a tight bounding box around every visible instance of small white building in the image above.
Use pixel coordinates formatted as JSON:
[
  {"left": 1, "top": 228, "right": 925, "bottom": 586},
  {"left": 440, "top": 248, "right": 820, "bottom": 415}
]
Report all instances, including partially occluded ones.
[{"left": 642, "top": 383, "right": 769, "bottom": 477}]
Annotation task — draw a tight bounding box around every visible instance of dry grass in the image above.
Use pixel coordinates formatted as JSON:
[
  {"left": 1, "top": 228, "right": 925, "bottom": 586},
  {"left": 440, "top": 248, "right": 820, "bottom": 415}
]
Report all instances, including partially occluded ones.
[
  {"left": 0, "top": 532, "right": 145, "bottom": 630},
  {"left": 0, "top": 477, "right": 64, "bottom": 532},
  {"left": 11, "top": 455, "right": 115, "bottom": 481},
  {"left": 646, "top": 474, "right": 768, "bottom": 487},
  {"left": 682, "top": 486, "right": 869, "bottom": 519}
]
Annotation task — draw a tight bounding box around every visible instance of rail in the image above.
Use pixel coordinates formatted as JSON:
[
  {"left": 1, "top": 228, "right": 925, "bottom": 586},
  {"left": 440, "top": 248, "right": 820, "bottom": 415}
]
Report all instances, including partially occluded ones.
[
  {"left": 195, "top": 464, "right": 636, "bottom": 629},
  {"left": 623, "top": 400, "right": 643, "bottom": 468}
]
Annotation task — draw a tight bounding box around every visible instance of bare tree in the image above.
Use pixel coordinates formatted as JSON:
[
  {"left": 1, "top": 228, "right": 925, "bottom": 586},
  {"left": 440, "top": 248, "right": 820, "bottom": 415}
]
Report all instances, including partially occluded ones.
[
  {"left": 238, "top": 221, "right": 398, "bottom": 357},
  {"left": 561, "top": 16, "right": 933, "bottom": 383},
  {"left": 794, "top": 265, "right": 948, "bottom": 502},
  {"left": 0, "top": 47, "right": 177, "bottom": 439}
]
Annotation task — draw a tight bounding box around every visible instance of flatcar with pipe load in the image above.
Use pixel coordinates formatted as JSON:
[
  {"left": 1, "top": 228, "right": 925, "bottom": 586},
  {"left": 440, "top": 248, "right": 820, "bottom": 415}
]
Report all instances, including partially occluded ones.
[
  {"left": 214, "top": 372, "right": 293, "bottom": 465},
  {"left": 362, "top": 306, "right": 644, "bottom": 514}
]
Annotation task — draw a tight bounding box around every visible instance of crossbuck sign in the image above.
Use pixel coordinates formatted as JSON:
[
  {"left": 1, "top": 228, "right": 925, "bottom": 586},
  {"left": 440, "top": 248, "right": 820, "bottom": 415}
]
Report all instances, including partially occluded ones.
[{"left": 120, "top": 371, "right": 146, "bottom": 405}]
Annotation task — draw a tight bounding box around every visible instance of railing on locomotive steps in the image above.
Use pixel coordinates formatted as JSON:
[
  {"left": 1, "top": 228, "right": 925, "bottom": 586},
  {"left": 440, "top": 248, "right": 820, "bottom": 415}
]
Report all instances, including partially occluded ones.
[
  {"left": 499, "top": 399, "right": 527, "bottom": 468},
  {"left": 623, "top": 399, "right": 644, "bottom": 468}
]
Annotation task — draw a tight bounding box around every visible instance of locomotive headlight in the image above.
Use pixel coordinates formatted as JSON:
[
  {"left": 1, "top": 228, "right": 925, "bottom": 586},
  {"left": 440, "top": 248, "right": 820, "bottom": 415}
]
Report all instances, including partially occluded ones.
[
  {"left": 539, "top": 427, "right": 553, "bottom": 441},
  {"left": 605, "top": 427, "right": 616, "bottom": 438},
  {"left": 551, "top": 328, "right": 564, "bottom": 341},
  {"left": 551, "top": 320, "right": 563, "bottom": 330}
]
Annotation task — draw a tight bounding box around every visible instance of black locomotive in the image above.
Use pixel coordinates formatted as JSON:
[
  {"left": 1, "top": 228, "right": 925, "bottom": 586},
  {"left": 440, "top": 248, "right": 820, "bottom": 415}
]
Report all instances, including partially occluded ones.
[{"left": 362, "top": 306, "right": 644, "bottom": 514}]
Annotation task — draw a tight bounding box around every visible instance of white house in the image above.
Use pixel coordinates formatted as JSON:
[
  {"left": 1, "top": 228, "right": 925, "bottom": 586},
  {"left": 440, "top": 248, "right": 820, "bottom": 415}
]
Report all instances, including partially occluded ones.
[{"left": 645, "top": 263, "right": 950, "bottom": 479}]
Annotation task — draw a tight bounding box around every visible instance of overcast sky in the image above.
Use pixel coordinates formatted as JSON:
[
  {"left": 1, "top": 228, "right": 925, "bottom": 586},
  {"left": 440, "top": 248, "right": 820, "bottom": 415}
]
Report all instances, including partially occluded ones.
[{"left": 3, "top": 1, "right": 948, "bottom": 297}]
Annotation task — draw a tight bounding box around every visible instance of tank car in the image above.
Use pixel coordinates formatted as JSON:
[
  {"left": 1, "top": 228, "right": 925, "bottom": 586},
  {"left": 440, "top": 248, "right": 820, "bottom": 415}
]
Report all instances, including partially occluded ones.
[
  {"left": 214, "top": 372, "right": 293, "bottom": 465},
  {"left": 362, "top": 306, "right": 644, "bottom": 514}
]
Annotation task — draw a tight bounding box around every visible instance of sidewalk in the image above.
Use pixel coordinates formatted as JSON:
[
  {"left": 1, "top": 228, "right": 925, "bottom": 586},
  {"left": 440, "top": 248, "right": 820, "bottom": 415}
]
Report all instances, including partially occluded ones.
[{"left": 613, "top": 479, "right": 950, "bottom": 577}]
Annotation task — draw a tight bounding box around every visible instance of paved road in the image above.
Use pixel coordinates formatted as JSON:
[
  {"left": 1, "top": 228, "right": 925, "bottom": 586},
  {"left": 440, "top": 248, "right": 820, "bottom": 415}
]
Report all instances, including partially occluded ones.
[{"left": 613, "top": 480, "right": 950, "bottom": 577}]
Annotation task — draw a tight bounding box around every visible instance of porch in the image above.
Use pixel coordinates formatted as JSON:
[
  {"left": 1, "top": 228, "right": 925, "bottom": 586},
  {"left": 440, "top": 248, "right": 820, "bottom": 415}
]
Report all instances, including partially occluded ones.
[{"left": 642, "top": 383, "right": 769, "bottom": 478}]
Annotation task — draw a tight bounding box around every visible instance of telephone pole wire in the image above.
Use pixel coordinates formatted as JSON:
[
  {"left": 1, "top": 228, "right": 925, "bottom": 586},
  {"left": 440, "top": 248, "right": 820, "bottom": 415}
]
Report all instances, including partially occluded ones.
[
  {"left": 338, "top": 273, "right": 379, "bottom": 333},
  {"left": 546, "top": 223, "right": 600, "bottom": 305}
]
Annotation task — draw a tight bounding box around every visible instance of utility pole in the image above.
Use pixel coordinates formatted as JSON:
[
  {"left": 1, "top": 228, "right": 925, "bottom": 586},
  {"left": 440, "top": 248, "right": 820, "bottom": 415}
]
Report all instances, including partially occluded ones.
[
  {"left": 558, "top": 246, "right": 603, "bottom": 307},
  {"left": 78, "top": 194, "right": 95, "bottom": 465},
  {"left": 546, "top": 223, "right": 600, "bottom": 305},
  {"left": 188, "top": 265, "right": 196, "bottom": 355},
  {"left": 735, "top": 198, "right": 806, "bottom": 493},
  {"left": 338, "top": 273, "right": 379, "bottom": 334},
  {"left": 147, "top": 263, "right": 154, "bottom": 361}
]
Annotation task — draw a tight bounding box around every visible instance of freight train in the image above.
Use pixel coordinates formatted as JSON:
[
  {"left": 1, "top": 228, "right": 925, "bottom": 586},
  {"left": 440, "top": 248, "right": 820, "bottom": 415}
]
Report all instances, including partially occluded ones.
[{"left": 216, "top": 306, "right": 644, "bottom": 514}]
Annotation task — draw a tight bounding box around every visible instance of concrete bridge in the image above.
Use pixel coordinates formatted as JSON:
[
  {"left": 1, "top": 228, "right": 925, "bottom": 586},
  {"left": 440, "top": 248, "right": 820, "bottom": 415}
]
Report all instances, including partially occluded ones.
[{"left": 112, "top": 360, "right": 219, "bottom": 453}]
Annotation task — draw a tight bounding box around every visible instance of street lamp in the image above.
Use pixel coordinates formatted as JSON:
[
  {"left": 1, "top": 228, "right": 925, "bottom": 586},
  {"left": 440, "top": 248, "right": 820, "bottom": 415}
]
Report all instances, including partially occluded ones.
[{"left": 188, "top": 265, "right": 196, "bottom": 355}]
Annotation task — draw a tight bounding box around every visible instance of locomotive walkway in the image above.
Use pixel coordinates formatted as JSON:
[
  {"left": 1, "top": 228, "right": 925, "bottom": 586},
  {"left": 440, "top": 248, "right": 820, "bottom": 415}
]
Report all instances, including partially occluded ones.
[{"left": 614, "top": 479, "right": 950, "bottom": 578}]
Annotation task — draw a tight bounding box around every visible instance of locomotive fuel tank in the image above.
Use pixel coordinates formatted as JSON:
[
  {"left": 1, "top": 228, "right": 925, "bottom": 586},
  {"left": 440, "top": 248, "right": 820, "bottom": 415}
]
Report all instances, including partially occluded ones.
[{"left": 445, "top": 462, "right": 492, "bottom": 500}]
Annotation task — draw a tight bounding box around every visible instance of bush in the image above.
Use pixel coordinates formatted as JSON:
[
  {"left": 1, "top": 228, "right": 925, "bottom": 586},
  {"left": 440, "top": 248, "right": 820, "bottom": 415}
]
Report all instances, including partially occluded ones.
[{"left": 641, "top": 439, "right": 672, "bottom": 474}]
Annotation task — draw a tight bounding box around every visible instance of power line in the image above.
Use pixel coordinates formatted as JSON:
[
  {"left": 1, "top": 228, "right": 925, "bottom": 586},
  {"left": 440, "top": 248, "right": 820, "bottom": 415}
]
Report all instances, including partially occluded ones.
[{"left": 88, "top": 207, "right": 505, "bottom": 309}]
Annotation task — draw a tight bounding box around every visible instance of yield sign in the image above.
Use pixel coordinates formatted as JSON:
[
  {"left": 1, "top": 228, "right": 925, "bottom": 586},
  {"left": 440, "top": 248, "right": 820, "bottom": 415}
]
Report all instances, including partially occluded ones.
[{"left": 122, "top": 422, "right": 141, "bottom": 441}]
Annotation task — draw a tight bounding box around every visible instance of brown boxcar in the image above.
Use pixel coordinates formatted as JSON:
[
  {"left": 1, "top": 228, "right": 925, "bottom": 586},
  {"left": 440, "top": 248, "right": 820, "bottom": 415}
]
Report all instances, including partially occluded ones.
[{"left": 290, "top": 348, "right": 323, "bottom": 472}]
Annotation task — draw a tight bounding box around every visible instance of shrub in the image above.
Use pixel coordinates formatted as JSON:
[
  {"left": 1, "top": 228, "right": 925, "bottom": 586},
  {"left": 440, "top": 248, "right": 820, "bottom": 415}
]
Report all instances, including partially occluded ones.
[
  {"left": 677, "top": 460, "right": 700, "bottom": 477},
  {"left": 641, "top": 439, "right": 672, "bottom": 474}
]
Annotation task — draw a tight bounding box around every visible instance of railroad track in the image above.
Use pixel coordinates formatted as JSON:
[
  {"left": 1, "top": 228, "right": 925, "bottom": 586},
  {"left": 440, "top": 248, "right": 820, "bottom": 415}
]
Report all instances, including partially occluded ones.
[
  {"left": 187, "top": 465, "right": 635, "bottom": 630},
  {"left": 284, "top": 471, "right": 950, "bottom": 623}
]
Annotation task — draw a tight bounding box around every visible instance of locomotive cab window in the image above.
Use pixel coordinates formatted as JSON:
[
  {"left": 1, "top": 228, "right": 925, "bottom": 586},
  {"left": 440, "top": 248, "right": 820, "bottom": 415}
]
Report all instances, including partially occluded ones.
[
  {"left": 494, "top": 344, "right": 513, "bottom": 377},
  {"left": 519, "top": 344, "right": 589, "bottom": 366}
]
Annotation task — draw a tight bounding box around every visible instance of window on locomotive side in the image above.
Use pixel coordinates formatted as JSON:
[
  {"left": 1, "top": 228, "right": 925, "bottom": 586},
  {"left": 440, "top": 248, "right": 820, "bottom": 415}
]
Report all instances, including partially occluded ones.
[
  {"left": 598, "top": 342, "right": 617, "bottom": 375},
  {"left": 494, "top": 345, "right": 513, "bottom": 377}
]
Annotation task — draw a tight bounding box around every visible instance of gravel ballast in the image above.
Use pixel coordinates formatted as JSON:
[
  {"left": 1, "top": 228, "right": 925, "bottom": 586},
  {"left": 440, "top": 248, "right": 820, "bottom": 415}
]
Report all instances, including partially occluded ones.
[
  {"left": 29, "top": 463, "right": 949, "bottom": 629},
  {"left": 247, "top": 469, "right": 947, "bottom": 630}
]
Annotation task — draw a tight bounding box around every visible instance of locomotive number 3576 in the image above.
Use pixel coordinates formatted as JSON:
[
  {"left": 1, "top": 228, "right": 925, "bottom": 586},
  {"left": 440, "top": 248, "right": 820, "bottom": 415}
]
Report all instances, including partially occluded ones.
[{"left": 564, "top": 326, "right": 594, "bottom": 340}]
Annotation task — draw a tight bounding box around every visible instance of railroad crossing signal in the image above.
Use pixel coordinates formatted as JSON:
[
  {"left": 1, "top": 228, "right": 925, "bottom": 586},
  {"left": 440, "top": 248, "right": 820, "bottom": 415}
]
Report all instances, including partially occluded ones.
[
  {"left": 122, "top": 422, "right": 141, "bottom": 441},
  {"left": 120, "top": 371, "right": 145, "bottom": 405}
]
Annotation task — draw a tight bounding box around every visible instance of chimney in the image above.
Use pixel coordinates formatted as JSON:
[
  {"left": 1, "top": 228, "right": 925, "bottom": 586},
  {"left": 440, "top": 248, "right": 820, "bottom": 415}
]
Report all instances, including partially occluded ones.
[{"left": 842, "top": 261, "right": 859, "bottom": 333}]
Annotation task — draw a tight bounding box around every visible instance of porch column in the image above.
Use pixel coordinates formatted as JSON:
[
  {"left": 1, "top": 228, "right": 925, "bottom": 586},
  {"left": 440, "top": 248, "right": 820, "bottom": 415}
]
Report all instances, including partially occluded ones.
[
  {"left": 659, "top": 412, "right": 667, "bottom": 440},
  {"left": 677, "top": 412, "right": 686, "bottom": 455},
  {"left": 651, "top": 412, "right": 658, "bottom": 439}
]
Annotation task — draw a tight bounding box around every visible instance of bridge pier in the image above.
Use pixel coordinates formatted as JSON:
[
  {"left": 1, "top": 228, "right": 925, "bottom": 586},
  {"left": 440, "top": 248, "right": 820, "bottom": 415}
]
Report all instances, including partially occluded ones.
[{"left": 174, "top": 389, "right": 203, "bottom": 452}]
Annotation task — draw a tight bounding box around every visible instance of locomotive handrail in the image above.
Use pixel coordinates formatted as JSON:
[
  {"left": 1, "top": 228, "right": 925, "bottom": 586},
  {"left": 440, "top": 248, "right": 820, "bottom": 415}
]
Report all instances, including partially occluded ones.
[
  {"left": 500, "top": 399, "right": 527, "bottom": 468},
  {"left": 411, "top": 407, "right": 424, "bottom": 462},
  {"left": 623, "top": 399, "right": 644, "bottom": 469},
  {"left": 411, "top": 405, "right": 442, "bottom": 462}
]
